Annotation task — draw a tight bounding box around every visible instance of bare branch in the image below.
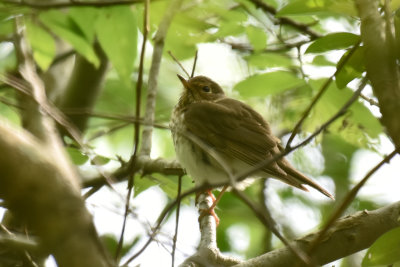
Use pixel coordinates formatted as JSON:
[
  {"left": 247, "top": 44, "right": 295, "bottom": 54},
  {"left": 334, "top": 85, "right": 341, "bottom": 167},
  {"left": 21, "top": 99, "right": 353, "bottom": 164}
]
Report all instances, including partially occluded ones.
[
  {"left": 0, "top": 121, "right": 114, "bottom": 267},
  {"left": 178, "top": 192, "right": 242, "bottom": 267},
  {"left": 139, "top": 0, "right": 184, "bottom": 156}
]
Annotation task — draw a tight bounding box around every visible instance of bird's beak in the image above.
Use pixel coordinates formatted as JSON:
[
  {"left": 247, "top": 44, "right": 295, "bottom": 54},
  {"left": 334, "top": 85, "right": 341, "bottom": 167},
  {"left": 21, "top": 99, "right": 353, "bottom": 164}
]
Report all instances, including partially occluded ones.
[{"left": 177, "top": 74, "right": 190, "bottom": 89}]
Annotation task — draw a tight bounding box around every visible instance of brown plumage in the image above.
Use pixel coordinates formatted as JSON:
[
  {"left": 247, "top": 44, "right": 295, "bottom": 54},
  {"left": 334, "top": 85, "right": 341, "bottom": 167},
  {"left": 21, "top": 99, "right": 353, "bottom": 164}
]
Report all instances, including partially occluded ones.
[{"left": 170, "top": 75, "right": 334, "bottom": 200}]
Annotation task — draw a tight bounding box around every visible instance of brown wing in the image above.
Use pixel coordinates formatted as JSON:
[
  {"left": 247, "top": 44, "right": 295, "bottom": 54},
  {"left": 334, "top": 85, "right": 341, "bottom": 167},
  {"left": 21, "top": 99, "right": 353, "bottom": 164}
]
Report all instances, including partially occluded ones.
[
  {"left": 184, "top": 98, "right": 288, "bottom": 178},
  {"left": 184, "top": 98, "right": 334, "bottom": 199}
]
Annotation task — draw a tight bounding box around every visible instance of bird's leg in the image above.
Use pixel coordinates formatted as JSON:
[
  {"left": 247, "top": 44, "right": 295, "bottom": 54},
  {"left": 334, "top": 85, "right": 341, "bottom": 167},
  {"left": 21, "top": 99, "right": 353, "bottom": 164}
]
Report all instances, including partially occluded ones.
[{"left": 198, "top": 185, "right": 229, "bottom": 226}]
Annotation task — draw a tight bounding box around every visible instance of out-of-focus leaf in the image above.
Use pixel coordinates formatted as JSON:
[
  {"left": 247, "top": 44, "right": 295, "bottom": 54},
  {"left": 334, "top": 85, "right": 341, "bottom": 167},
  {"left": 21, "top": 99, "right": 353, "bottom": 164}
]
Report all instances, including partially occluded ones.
[
  {"left": 69, "top": 7, "right": 98, "bottom": 43},
  {"left": 134, "top": 175, "right": 159, "bottom": 196},
  {"left": 96, "top": 6, "right": 138, "bottom": 84},
  {"left": 66, "top": 147, "right": 89, "bottom": 165},
  {"left": 0, "top": 18, "right": 13, "bottom": 36},
  {"left": 306, "top": 32, "right": 360, "bottom": 54},
  {"left": 277, "top": 0, "right": 356, "bottom": 16},
  {"left": 245, "top": 53, "right": 293, "bottom": 68},
  {"left": 0, "top": 43, "right": 16, "bottom": 72},
  {"left": 311, "top": 55, "right": 336, "bottom": 66},
  {"left": 101, "top": 234, "right": 140, "bottom": 257},
  {"left": 362, "top": 227, "right": 400, "bottom": 266},
  {"left": 246, "top": 26, "right": 267, "bottom": 51},
  {"left": 234, "top": 71, "right": 306, "bottom": 97},
  {"left": 335, "top": 46, "right": 365, "bottom": 89},
  {"left": 90, "top": 155, "right": 111, "bottom": 166},
  {"left": 321, "top": 134, "right": 357, "bottom": 181},
  {"left": 158, "top": 174, "right": 193, "bottom": 203},
  {"left": 40, "top": 10, "right": 99, "bottom": 67},
  {"left": 26, "top": 20, "right": 55, "bottom": 71},
  {"left": 215, "top": 9, "right": 247, "bottom": 38}
]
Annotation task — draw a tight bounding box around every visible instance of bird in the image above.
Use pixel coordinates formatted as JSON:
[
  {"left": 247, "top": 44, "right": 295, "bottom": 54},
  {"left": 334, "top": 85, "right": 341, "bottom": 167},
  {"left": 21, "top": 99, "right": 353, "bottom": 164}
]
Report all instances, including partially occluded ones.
[{"left": 170, "top": 74, "right": 334, "bottom": 224}]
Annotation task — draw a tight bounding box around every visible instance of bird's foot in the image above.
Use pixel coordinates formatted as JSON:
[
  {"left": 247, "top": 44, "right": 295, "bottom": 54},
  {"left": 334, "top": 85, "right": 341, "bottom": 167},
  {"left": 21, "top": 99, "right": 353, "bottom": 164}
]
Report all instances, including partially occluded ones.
[{"left": 198, "top": 207, "right": 220, "bottom": 226}]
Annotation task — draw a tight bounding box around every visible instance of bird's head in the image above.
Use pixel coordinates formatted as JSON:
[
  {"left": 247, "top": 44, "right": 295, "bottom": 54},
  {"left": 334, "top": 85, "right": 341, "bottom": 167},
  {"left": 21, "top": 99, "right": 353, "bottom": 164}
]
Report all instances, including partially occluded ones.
[{"left": 177, "top": 75, "right": 225, "bottom": 105}]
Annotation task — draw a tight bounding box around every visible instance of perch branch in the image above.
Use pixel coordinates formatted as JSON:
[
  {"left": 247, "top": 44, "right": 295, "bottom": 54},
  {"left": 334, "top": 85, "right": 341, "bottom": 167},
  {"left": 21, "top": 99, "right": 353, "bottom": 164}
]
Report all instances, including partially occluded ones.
[{"left": 356, "top": 0, "right": 400, "bottom": 148}]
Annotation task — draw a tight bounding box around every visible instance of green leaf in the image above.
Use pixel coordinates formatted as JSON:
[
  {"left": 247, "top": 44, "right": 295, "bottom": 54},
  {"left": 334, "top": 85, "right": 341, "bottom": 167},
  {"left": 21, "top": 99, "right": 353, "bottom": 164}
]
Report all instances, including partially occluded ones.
[
  {"left": 90, "top": 155, "right": 110, "bottom": 165},
  {"left": 246, "top": 26, "right": 267, "bottom": 51},
  {"left": 311, "top": 55, "right": 336, "bottom": 66},
  {"left": 234, "top": 71, "right": 306, "bottom": 97},
  {"left": 26, "top": 20, "right": 56, "bottom": 71},
  {"left": 321, "top": 134, "right": 357, "bottom": 180},
  {"left": 245, "top": 53, "right": 293, "bottom": 68},
  {"left": 277, "top": 0, "right": 356, "bottom": 16},
  {"left": 96, "top": 6, "right": 137, "bottom": 84},
  {"left": 101, "top": 234, "right": 140, "bottom": 257},
  {"left": 40, "top": 10, "right": 99, "bottom": 67},
  {"left": 0, "top": 43, "right": 17, "bottom": 72},
  {"left": 66, "top": 147, "right": 89, "bottom": 165},
  {"left": 306, "top": 32, "right": 360, "bottom": 53},
  {"left": 335, "top": 46, "right": 365, "bottom": 89},
  {"left": 215, "top": 9, "right": 247, "bottom": 38},
  {"left": 69, "top": 7, "right": 99, "bottom": 43},
  {"left": 362, "top": 227, "right": 400, "bottom": 266}
]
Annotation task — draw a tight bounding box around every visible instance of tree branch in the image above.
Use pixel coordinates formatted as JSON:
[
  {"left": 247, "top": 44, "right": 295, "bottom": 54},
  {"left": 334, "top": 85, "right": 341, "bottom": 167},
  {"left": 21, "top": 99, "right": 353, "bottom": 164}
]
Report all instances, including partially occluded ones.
[
  {"left": 178, "top": 192, "right": 242, "bottom": 267},
  {"left": 355, "top": 0, "right": 400, "bottom": 148},
  {"left": 236, "top": 200, "right": 400, "bottom": 267},
  {"left": 0, "top": 121, "right": 114, "bottom": 267},
  {"left": 139, "top": 0, "right": 184, "bottom": 156}
]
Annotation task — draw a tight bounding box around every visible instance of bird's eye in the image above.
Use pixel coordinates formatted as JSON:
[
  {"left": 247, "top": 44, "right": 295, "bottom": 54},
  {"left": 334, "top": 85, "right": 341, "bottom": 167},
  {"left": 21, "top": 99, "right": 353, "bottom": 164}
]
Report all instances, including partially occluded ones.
[{"left": 202, "top": 86, "right": 211, "bottom": 93}]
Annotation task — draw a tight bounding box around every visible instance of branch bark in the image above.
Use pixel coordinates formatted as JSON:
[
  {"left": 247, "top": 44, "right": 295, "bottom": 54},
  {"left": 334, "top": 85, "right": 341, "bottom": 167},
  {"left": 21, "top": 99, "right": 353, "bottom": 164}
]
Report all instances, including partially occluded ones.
[
  {"left": 355, "top": 0, "right": 400, "bottom": 148},
  {"left": 179, "top": 192, "right": 242, "bottom": 267},
  {"left": 236, "top": 200, "right": 400, "bottom": 267},
  {"left": 139, "top": 0, "right": 184, "bottom": 156},
  {"left": 0, "top": 121, "right": 114, "bottom": 267}
]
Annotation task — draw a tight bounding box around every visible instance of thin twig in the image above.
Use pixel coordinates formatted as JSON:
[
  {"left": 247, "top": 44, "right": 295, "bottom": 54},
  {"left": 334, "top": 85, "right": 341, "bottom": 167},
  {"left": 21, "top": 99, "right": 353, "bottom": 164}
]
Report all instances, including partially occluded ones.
[
  {"left": 63, "top": 109, "right": 169, "bottom": 130},
  {"left": 190, "top": 50, "right": 198, "bottom": 78},
  {"left": 171, "top": 175, "right": 183, "bottom": 267},
  {"left": 360, "top": 93, "right": 379, "bottom": 106},
  {"left": 286, "top": 41, "right": 361, "bottom": 149},
  {"left": 115, "top": 0, "right": 150, "bottom": 261},
  {"left": 168, "top": 51, "right": 190, "bottom": 78}
]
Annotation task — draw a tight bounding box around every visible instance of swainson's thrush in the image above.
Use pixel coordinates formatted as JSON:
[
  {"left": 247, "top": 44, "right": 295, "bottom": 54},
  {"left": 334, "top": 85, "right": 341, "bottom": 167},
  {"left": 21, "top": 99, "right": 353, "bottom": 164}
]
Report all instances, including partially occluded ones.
[{"left": 170, "top": 75, "right": 334, "bottom": 217}]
